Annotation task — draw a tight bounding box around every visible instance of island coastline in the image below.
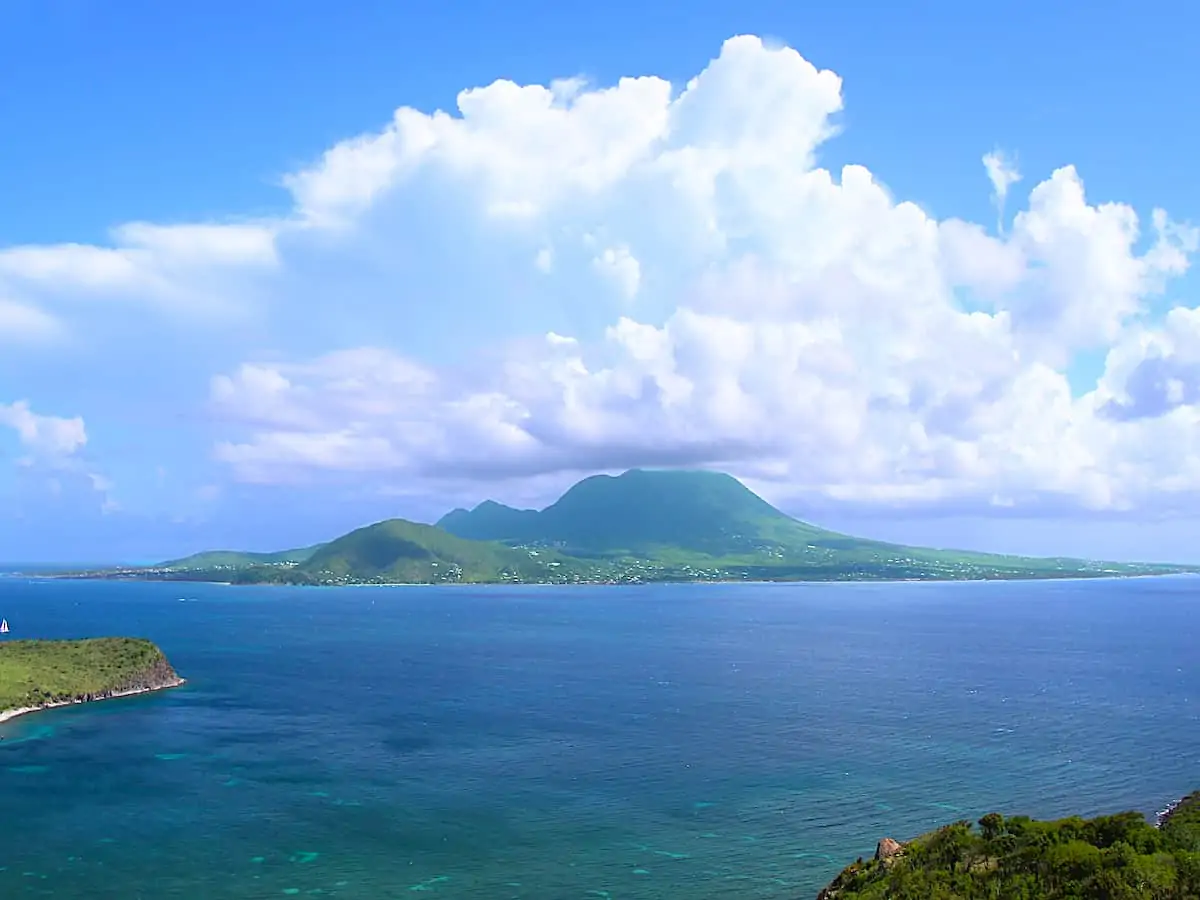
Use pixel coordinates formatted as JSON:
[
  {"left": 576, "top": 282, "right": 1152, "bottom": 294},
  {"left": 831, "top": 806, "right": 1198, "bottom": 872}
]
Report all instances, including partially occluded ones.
[
  {"left": 25, "top": 569, "right": 1196, "bottom": 589},
  {"left": 24, "top": 470, "right": 1199, "bottom": 588},
  {"left": 0, "top": 638, "right": 186, "bottom": 731},
  {"left": 0, "top": 677, "right": 186, "bottom": 725}
]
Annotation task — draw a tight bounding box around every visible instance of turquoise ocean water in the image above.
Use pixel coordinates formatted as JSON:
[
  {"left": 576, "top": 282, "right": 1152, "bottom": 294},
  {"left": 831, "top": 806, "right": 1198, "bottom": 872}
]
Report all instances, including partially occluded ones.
[{"left": 0, "top": 576, "right": 1197, "bottom": 898}]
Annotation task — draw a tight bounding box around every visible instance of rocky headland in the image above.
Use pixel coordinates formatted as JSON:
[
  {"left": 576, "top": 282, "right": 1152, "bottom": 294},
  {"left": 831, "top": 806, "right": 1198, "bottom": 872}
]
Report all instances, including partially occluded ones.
[{"left": 0, "top": 638, "right": 185, "bottom": 725}]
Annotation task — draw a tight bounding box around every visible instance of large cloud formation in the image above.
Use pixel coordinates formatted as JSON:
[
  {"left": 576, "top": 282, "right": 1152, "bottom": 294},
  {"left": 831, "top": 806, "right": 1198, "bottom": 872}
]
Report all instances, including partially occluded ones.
[{"left": 5, "top": 36, "right": 1200, "bottom": 516}]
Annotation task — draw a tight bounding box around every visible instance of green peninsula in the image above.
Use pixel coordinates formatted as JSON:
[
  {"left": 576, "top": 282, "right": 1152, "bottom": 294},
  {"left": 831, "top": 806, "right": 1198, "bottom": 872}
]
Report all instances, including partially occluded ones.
[
  {"left": 0, "top": 637, "right": 184, "bottom": 723},
  {"left": 56, "top": 469, "right": 1198, "bottom": 586},
  {"left": 816, "top": 791, "right": 1200, "bottom": 899}
]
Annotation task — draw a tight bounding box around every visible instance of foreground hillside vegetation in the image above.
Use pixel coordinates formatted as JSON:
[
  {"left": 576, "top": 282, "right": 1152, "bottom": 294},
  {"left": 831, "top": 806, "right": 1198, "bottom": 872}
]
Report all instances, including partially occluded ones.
[
  {"left": 0, "top": 638, "right": 182, "bottom": 713},
  {"left": 51, "top": 469, "right": 1197, "bottom": 586},
  {"left": 817, "top": 792, "right": 1200, "bottom": 899}
]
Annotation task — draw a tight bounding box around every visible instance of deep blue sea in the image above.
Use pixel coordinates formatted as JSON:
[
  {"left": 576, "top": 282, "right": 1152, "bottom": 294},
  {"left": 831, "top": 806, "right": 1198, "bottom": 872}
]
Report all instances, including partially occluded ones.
[{"left": 0, "top": 576, "right": 1197, "bottom": 899}]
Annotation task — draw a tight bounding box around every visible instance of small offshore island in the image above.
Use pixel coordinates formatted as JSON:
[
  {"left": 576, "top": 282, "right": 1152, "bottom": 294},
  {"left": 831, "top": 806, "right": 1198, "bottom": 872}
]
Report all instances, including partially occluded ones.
[
  {"left": 815, "top": 790, "right": 1200, "bottom": 899},
  {"left": 0, "top": 637, "right": 184, "bottom": 725},
  {"left": 45, "top": 470, "right": 1199, "bottom": 587}
]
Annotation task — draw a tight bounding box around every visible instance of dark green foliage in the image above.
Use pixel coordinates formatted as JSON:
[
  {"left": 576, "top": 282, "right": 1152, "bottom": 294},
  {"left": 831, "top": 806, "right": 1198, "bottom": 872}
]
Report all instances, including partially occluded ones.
[
  {"left": 0, "top": 638, "right": 175, "bottom": 712},
  {"left": 820, "top": 795, "right": 1200, "bottom": 900},
  {"left": 437, "top": 500, "right": 542, "bottom": 542},
  {"left": 439, "top": 468, "right": 863, "bottom": 553}
]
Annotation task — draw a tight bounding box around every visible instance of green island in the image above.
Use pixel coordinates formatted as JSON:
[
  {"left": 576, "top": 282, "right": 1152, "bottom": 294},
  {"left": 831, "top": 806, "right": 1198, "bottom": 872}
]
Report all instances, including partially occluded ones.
[
  {"left": 51, "top": 469, "right": 1199, "bottom": 586},
  {"left": 0, "top": 637, "right": 184, "bottom": 724},
  {"left": 815, "top": 791, "right": 1200, "bottom": 899}
]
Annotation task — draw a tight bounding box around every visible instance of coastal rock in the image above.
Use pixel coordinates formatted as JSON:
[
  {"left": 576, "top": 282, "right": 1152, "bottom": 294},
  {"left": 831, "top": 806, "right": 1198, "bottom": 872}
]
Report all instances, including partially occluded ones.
[
  {"left": 814, "top": 836, "right": 908, "bottom": 899},
  {"left": 110, "top": 656, "right": 183, "bottom": 693},
  {"left": 45, "top": 656, "right": 184, "bottom": 705},
  {"left": 1156, "top": 791, "right": 1200, "bottom": 828},
  {"left": 874, "top": 837, "right": 904, "bottom": 862}
]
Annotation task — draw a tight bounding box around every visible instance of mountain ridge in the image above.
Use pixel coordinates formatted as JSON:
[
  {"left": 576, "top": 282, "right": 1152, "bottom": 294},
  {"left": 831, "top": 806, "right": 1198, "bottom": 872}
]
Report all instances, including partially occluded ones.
[{"left": 437, "top": 468, "right": 859, "bottom": 555}]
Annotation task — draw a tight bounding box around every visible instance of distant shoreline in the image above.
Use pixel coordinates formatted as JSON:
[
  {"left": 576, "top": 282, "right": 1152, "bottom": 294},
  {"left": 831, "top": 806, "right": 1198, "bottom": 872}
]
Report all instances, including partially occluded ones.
[
  {"left": 0, "top": 677, "right": 186, "bottom": 726},
  {"left": 17, "top": 570, "right": 1197, "bottom": 589}
]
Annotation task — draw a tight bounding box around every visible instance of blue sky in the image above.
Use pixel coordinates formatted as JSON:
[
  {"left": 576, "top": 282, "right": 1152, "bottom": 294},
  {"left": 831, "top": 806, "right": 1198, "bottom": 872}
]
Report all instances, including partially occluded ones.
[{"left": 3, "top": 0, "right": 1200, "bottom": 563}]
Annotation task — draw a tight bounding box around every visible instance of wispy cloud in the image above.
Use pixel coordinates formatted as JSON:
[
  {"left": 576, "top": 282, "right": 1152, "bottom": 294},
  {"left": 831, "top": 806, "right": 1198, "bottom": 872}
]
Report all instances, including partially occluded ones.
[{"left": 983, "top": 148, "right": 1022, "bottom": 234}]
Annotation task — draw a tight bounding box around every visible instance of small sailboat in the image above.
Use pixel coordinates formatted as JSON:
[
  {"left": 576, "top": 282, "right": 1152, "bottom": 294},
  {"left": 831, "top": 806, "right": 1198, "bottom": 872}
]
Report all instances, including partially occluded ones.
[{"left": 0, "top": 619, "right": 9, "bottom": 634}]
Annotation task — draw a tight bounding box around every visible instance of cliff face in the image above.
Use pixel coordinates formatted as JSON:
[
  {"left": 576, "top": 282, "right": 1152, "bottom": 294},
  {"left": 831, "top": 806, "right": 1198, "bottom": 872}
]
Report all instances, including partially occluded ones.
[{"left": 76, "top": 656, "right": 184, "bottom": 702}]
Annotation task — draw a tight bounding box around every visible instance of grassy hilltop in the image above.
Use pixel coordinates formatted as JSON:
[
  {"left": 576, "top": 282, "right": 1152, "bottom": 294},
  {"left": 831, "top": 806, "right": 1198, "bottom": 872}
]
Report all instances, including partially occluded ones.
[
  {"left": 54, "top": 469, "right": 1197, "bottom": 586},
  {"left": 0, "top": 638, "right": 182, "bottom": 714},
  {"left": 815, "top": 792, "right": 1200, "bottom": 899},
  {"left": 160, "top": 545, "right": 323, "bottom": 570},
  {"left": 234, "top": 519, "right": 594, "bottom": 585}
]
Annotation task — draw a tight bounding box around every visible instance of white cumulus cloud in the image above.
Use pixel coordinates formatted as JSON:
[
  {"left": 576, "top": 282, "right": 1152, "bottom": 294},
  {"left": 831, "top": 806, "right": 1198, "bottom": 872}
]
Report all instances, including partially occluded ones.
[
  {"left": 0, "top": 401, "right": 87, "bottom": 458},
  {"left": 201, "top": 36, "right": 1197, "bottom": 513}
]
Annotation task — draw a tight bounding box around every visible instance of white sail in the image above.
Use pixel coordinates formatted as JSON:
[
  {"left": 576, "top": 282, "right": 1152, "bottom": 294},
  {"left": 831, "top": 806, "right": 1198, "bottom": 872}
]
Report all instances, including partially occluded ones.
[{"left": 0, "top": 619, "right": 9, "bottom": 634}]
